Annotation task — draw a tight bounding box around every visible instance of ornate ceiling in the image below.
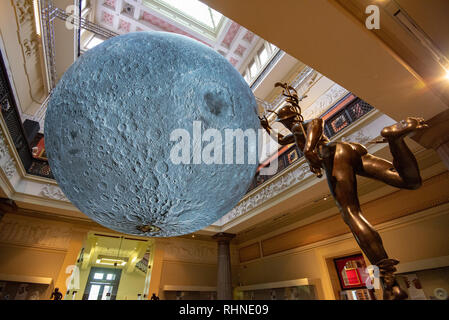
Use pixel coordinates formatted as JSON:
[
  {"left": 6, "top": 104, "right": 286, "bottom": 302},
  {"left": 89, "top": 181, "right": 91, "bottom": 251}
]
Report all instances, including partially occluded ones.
[{"left": 93, "top": 0, "right": 260, "bottom": 70}]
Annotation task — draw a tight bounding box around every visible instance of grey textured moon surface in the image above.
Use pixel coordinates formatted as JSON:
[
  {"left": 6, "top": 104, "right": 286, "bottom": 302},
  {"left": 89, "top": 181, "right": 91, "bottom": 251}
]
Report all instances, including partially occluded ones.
[{"left": 45, "top": 32, "right": 259, "bottom": 237}]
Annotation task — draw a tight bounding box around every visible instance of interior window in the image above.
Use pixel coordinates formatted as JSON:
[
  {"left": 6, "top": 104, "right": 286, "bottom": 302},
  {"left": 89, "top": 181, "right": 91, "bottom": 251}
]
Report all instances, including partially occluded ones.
[
  {"left": 87, "top": 284, "right": 101, "bottom": 300},
  {"left": 93, "top": 273, "right": 104, "bottom": 280},
  {"left": 249, "top": 60, "right": 258, "bottom": 78},
  {"left": 106, "top": 274, "right": 115, "bottom": 280},
  {"left": 85, "top": 36, "right": 104, "bottom": 50},
  {"left": 258, "top": 46, "right": 269, "bottom": 66}
]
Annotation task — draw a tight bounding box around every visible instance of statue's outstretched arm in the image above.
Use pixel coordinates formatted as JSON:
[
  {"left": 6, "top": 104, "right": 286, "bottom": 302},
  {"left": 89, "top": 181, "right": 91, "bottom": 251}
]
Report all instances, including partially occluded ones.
[
  {"left": 304, "top": 119, "right": 323, "bottom": 151},
  {"left": 278, "top": 133, "right": 295, "bottom": 145},
  {"left": 264, "top": 127, "right": 295, "bottom": 146},
  {"left": 259, "top": 116, "right": 295, "bottom": 145},
  {"left": 303, "top": 119, "right": 324, "bottom": 168}
]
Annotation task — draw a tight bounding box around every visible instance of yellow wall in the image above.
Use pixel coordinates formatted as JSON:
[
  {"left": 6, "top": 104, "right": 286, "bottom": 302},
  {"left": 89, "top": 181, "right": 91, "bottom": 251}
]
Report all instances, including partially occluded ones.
[
  {"left": 1, "top": 201, "right": 448, "bottom": 301},
  {"left": 0, "top": 214, "right": 88, "bottom": 299},
  {"left": 116, "top": 270, "right": 146, "bottom": 300},
  {"left": 0, "top": 244, "right": 65, "bottom": 282},
  {"left": 74, "top": 265, "right": 90, "bottom": 300},
  {"left": 237, "top": 204, "right": 449, "bottom": 300}
]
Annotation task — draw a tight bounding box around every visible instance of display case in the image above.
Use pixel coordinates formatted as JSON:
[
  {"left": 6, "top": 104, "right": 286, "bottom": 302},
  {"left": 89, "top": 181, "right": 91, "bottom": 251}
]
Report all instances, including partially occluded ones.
[
  {"left": 163, "top": 285, "right": 217, "bottom": 300},
  {"left": 235, "top": 278, "right": 319, "bottom": 300}
]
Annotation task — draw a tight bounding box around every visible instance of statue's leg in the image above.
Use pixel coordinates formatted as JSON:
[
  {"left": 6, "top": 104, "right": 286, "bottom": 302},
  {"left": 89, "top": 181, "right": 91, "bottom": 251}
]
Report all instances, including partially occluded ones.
[
  {"left": 323, "top": 143, "right": 407, "bottom": 300},
  {"left": 361, "top": 117, "right": 427, "bottom": 189},
  {"left": 325, "top": 143, "right": 388, "bottom": 263}
]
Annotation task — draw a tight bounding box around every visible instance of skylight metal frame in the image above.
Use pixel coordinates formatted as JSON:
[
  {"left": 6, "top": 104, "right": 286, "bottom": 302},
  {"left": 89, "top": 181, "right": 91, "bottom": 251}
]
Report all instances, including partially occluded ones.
[{"left": 143, "top": 0, "right": 226, "bottom": 40}]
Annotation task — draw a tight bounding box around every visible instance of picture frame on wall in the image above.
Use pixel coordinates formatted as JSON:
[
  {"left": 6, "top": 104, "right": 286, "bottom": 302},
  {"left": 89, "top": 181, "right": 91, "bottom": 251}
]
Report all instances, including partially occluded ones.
[{"left": 333, "top": 254, "right": 370, "bottom": 291}]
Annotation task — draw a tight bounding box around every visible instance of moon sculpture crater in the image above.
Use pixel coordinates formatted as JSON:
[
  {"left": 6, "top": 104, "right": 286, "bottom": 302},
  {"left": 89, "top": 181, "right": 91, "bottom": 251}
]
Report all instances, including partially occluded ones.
[{"left": 45, "top": 32, "right": 259, "bottom": 237}]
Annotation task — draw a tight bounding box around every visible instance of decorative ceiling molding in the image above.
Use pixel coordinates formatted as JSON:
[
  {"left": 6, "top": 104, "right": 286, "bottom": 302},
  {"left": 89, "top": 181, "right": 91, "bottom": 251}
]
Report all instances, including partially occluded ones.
[
  {"left": 242, "top": 30, "right": 255, "bottom": 44},
  {"left": 13, "top": 0, "right": 33, "bottom": 25},
  {"left": 140, "top": 10, "right": 210, "bottom": 46},
  {"left": 94, "top": 0, "right": 259, "bottom": 70},
  {"left": 302, "top": 83, "right": 349, "bottom": 120},
  {"left": 0, "top": 132, "right": 20, "bottom": 181},
  {"left": 102, "top": 11, "right": 114, "bottom": 26},
  {"left": 39, "top": 184, "right": 69, "bottom": 202},
  {"left": 157, "top": 238, "right": 217, "bottom": 264},
  {"left": 104, "top": 0, "right": 116, "bottom": 10},
  {"left": 156, "top": 237, "right": 239, "bottom": 264},
  {"left": 220, "top": 21, "right": 240, "bottom": 49},
  {"left": 234, "top": 44, "right": 246, "bottom": 57},
  {"left": 11, "top": 0, "right": 45, "bottom": 106},
  {"left": 229, "top": 57, "right": 238, "bottom": 67},
  {"left": 0, "top": 216, "right": 72, "bottom": 250},
  {"left": 218, "top": 163, "right": 314, "bottom": 226},
  {"left": 340, "top": 129, "right": 372, "bottom": 145},
  {"left": 0, "top": 120, "right": 84, "bottom": 216}
]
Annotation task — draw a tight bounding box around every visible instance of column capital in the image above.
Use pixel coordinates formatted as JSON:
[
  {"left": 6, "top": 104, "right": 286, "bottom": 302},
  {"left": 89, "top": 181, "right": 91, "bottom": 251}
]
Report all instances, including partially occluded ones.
[{"left": 212, "top": 232, "right": 235, "bottom": 242}]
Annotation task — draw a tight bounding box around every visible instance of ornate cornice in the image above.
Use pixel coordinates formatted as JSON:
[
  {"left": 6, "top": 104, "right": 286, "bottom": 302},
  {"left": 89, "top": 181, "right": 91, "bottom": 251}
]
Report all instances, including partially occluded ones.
[
  {"left": 39, "top": 184, "right": 69, "bottom": 202},
  {"left": 156, "top": 237, "right": 239, "bottom": 265},
  {"left": 302, "top": 83, "right": 349, "bottom": 120},
  {"left": 0, "top": 133, "right": 19, "bottom": 181},
  {"left": 11, "top": 0, "right": 44, "bottom": 103},
  {"left": 0, "top": 216, "right": 72, "bottom": 250},
  {"left": 157, "top": 238, "right": 218, "bottom": 264},
  {"left": 341, "top": 129, "right": 372, "bottom": 145},
  {"left": 13, "top": 0, "right": 34, "bottom": 25},
  {"left": 219, "top": 163, "right": 313, "bottom": 226},
  {"left": 0, "top": 117, "right": 71, "bottom": 204}
]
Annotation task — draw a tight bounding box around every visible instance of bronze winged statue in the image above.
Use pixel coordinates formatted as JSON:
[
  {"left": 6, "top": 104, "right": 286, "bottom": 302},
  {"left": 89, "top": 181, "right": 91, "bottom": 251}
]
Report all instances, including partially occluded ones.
[{"left": 259, "top": 82, "right": 428, "bottom": 300}]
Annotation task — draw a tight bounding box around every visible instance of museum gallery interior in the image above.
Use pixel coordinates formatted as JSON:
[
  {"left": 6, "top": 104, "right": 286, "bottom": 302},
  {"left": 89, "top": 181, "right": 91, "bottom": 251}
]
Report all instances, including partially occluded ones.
[{"left": 0, "top": 0, "right": 448, "bottom": 301}]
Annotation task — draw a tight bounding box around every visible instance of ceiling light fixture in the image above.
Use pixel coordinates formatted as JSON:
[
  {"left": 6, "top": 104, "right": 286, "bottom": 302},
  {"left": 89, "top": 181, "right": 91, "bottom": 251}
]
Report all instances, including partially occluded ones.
[
  {"left": 33, "top": 0, "right": 41, "bottom": 36},
  {"left": 96, "top": 257, "right": 127, "bottom": 266},
  {"left": 382, "top": 0, "right": 449, "bottom": 80}
]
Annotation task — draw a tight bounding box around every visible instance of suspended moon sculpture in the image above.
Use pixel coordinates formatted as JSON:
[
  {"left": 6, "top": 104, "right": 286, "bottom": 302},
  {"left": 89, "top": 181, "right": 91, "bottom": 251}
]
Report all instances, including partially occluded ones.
[{"left": 45, "top": 32, "right": 259, "bottom": 237}]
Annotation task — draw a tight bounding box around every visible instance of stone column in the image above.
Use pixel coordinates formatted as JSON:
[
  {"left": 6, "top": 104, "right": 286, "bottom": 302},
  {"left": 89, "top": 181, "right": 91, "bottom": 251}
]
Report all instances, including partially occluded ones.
[{"left": 213, "top": 232, "right": 235, "bottom": 300}]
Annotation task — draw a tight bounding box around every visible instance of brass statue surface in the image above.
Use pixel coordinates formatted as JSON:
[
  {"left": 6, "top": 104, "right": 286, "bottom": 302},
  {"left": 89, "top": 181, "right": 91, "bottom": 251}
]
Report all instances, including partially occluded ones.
[{"left": 260, "top": 83, "right": 428, "bottom": 300}]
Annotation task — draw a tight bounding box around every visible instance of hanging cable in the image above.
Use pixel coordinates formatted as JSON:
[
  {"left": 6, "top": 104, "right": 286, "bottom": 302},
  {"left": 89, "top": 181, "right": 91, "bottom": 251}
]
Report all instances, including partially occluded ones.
[{"left": 115, "top": 236, "right": 123, "bottom": 269}]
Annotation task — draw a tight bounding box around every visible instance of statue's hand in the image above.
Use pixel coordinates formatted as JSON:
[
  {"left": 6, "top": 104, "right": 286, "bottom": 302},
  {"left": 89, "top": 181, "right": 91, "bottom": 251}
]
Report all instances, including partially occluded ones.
[
  {"left": 310, "top": 165, "right": 323, "bottom": 178},
  {"left": 259, "top": 116, "right": 271, "bottom": 131}
]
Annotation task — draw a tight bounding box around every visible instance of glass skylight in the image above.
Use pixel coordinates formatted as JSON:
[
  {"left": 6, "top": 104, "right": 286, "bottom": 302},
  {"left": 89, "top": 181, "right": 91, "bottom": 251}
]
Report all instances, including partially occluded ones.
[
  {"left": 84, "top": 36, "right": 104, "bottom": 50},
  {"left": 157, "top": 0, "right": 223, "bottom": 30}
]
